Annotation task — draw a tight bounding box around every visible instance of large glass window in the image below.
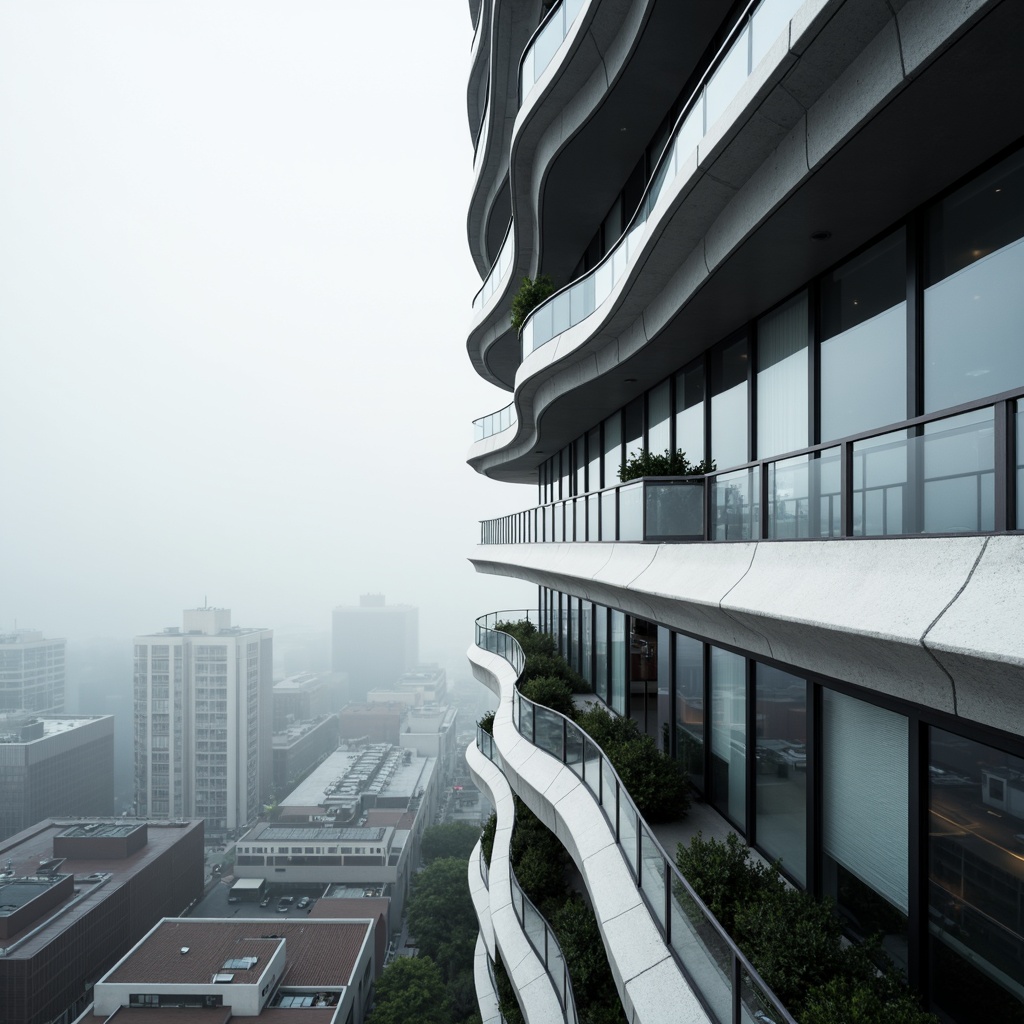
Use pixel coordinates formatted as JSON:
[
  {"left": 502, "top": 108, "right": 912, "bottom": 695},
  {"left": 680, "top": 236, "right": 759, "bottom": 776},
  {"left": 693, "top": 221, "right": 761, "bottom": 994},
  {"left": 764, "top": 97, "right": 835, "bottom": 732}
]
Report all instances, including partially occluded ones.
[
  {"left": 925, "top": 149, "right": 1024, "bottom": 412},
  {"left": 629, "top": 618, "right": 658, "bottom": 735},
  {"left": 711, "top": 336, "right": 749, "bottom": 470},
  {"left": 610, "top": 610, "right": 626, "bottom": 716},
  {"left": 755, "top": 665, "right": 807, "bottom": 884},
  {"left": 710, "top": 647, "right": 746, "bottom": 827},
  {"left": 580, "top": 600, "right": 593, "bottom": 687},
  {"left": 657, "top": 626, "right": 671, "bottom": 754},
  {"left": 928, "top": 728, "right": 1024, "bottom": 1021},
  {"left": 594, "top": 606, "right": 608, "bottom": 704},
  {"left": 623, "top": 397, "right": 643, "bottom": 462},
  {"left": 757, "top": 292, "right": 808, "bottom": 458},
  {"left": 674, "top": 362, "right": 705, "bottom": 461},
  {"left": 820, "top": 229, "right": 907, "bottom": 441},
  {"left": 675, "top": 633, "right": 704, "bottom": 793},
  {"left": 647, "top": 380, "right": 671, "bottom": 455},
  {"left": 822, "top": 690, "right": 908, "bottom": 966},
  {"left": 603, "top": 411, "right": 622, "bottom": 489},
  {"left": 587, "top": 425, "right": 601, "bottom": 493}
]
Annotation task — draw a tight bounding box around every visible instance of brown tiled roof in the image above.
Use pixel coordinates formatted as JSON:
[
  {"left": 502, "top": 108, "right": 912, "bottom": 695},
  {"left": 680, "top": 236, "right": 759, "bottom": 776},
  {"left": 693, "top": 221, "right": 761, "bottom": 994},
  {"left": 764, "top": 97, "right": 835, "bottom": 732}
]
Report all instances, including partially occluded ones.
[
  {"left": 103, "top": 1009, "right": 231, "bottom": 1024},
  {"left": 104, "top": 919, "right": 370, "bottom": 988}
]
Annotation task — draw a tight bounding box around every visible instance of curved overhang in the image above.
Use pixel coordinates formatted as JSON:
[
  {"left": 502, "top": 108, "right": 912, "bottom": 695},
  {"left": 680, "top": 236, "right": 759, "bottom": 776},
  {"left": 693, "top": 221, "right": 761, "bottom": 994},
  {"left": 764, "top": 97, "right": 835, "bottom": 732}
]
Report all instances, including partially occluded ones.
[
  {"left": 468, "top": 0, "right": 1024, "bottom": 482},
  {"left": 469, "top": 0, "right": 729, "bottom": 389},
  {"left": 467, "top": 0, "right": 492, "bottom": 146},
  {"left": 468, "top": 0, "right": 542, "bottom": 276},
  {"left": 469, "top": 535, "right": 1024, "bottom": 737}
]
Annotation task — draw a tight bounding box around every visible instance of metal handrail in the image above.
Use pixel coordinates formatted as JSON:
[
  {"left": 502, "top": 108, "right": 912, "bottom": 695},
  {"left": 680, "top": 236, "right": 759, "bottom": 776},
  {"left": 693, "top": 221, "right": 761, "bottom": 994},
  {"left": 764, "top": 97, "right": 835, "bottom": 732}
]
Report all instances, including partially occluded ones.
[{"left": 474, "top": 610, "right": 798, "bottom": 1024}]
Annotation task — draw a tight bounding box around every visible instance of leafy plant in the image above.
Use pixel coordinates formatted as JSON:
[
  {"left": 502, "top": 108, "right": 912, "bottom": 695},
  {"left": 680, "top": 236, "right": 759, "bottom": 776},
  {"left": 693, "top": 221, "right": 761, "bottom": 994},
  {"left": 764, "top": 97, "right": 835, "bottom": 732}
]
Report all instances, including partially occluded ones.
[
  {"left": 477, "top": 710, "right": 495, "bottom": 735},
  {"left": 510, "top": 274, "right": 555, "bottom": 333},
  {"left": 480, "top": 812, "right": 497, "bottom": 867},
  {"left": 421, "top": 823, "right": 481, "bottom": 865},
  {"left": 521, "top": 674, "right": 577, "bottom": 719},
  {"left": 674, "top": 831, "right": 784, "bottom": 935},
  {"left": 368, "top": 956, "right": 452, "bottom": 1024},
  {"left": 618, "top": 448, "right": 716, "bottom": 482}
]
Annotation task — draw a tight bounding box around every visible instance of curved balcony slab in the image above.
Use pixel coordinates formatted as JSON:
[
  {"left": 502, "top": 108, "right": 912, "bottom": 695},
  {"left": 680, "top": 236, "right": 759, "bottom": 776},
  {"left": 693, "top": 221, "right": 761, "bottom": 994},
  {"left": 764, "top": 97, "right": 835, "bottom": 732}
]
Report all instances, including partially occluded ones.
[
  {"left": 474, "top": 933, "right": 503, "bottom": 1024},
  {"left": 469, "top": 534, "right": 1024, "bottom": 736},
  {"left": 470, "top": 0, "right": 726, "bottom": 389},
  {"left": 468, "top": 0, "right": 491, "bottom": 144},
  {"left": 470, "top": 0, "right": 1023, "bottom": 481},
  {"left": 468, "top": 641, "right": 712, "bottom": 1024},
  {"left": 468, "top": 837, "right": 496, "bottom": 962},
  {"left": 466, "top": 738, "right": 566, "bottom": 1024}
]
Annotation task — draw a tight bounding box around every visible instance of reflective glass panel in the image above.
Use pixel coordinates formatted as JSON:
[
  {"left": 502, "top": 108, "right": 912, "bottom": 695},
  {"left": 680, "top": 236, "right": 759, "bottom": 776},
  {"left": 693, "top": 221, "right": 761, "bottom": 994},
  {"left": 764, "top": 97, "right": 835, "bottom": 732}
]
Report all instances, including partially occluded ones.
[
  {"left": 768, "top": 447, "right": 841, "bottom": 538},
  {"left": 647, "top": 379, "right": 671, "bottom": 454},
  {"left": 581, "top": 600, "right": 593, "bottom": 686},
  {"left": 925, "top": 150, "right": 1024, "bottom": 411},
  {"left": 928, "top": 727, "right": 1024, "bottom": 1021},
  {"left": 755, "top": 665, "right": 807, "bottom": 884},
  {"left": 757, "top": 291, "right": 808, "bottom": 458},
  {"left": 645, "top": 480, "right": 704, "bottom": 539},
  {"left": 822, "top": 689, "right": 908, "bottom": 965},
  {"left": 711, "top": 468, "right": 758, "bottom": 540},
  {"left": 1017, "top": 402, "right": 1024, "bottom": 529},
  {"left": 711, "top": 336, "right": 749, "bottom": 470},
  {"left": 820, "top": 229, "right": 907, "bottom": 441},
  {"left": 587, "top": 425, "right": 601, "bottom": 492},
  {"left": 675, "top": 632, "right": 704, "bottom": 793},
  {"left": 594, "top": 606, "right": 608, "bottom": 704},
  {"left": 674, "top": 362, "right": 705, "bottom": 460},
  {"left": 705, "top": 25, "right": 749, "bottom": 128},
  {"left": 610, "top": 610, "right": 626, "bottom": 716},
  {"left": 710, "top": 647, "right": 746, "bottom": 827},
  {"left": 619, "top": 482, "right": 643, "bottom": 541},
  {"left": 604, "top": 411, "right": 622, "bottom": 487}
]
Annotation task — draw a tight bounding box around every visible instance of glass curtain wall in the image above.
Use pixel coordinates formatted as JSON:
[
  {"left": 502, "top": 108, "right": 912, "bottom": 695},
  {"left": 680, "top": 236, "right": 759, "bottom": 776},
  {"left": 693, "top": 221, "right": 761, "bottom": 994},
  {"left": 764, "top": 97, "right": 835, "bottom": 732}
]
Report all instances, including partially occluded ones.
[
  {"left": 711, "top": 336, "right": 749, "bottom": 470},
  {"left": 675, "top": 362, "right": 705, "bottom": 462},
  {"left": 610, "top": 610, "right": 626, "bottom": 715},
  {"left": 754, "top": 665, "right": 807, "bottom": 883},
  {"left": 822, "top": 689, "right": 909, "bottom": 967},
  {"left": 648, "top": 380, "right": 671, "bottom": 455},
  {"left": 675, "top": 633, "right": 704, "bottom": 792},
  {"left": 710, "top": 647, "right": 746, "bottom": 827},
  {"left": 757, "top": 292, "right": 808, "bottom": 458},
  {"left": 925, "top": 149, "right": 1024, "bottom": 412}
]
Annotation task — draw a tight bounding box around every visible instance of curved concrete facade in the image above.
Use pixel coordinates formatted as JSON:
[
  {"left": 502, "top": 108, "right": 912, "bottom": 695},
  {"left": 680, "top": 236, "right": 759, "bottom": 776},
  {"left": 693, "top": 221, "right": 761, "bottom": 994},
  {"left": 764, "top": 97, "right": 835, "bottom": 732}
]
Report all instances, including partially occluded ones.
[{"left": 468, "top": 644, "right": 712, "bottom": 1024}]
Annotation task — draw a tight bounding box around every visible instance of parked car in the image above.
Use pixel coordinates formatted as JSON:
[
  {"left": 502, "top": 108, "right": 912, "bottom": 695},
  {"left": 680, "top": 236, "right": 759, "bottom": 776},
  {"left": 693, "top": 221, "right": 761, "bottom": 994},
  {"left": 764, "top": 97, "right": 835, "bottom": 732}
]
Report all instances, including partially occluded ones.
[
  {"left": 297, "top": 897, "right": 311, "bottom": 909},
  {"left": 260, "top": 895, "right": 271, "bottom": 907}
]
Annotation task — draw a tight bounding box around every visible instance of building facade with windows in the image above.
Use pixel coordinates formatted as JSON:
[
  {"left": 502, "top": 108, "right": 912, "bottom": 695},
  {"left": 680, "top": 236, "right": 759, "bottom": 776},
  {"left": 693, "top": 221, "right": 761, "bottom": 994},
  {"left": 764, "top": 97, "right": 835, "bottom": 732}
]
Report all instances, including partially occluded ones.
[
  {"left": 0, "top": 714, "right": 114, "bottom": 840},
  {"left": 133, "top": 608, "right": 273, "bottom": 833},
  {"left": 331, "top": 596, "right": 418, "bottom": 702},
  {"left": 464, "top": 0, "right": 1024, "bottom": 1021},
  {"left": 0, "top": 630, "right": 65, "bottom": 714}
]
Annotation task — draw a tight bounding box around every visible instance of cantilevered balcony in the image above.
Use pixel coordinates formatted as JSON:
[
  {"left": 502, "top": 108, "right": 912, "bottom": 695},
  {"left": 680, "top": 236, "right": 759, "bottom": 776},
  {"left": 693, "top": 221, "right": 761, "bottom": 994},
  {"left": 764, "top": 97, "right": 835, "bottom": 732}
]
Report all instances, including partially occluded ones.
[{"left": 469, "top": 611, "right": 796, "bottom": 1024}]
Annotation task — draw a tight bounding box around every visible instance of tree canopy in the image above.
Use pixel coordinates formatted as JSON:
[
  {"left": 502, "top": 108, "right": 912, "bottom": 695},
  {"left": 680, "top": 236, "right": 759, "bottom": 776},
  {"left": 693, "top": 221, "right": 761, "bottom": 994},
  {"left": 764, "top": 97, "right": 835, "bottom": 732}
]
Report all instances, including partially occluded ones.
[
  {"left": 367, "top": 956, "right": 451, "bottom": 1024},
  {"left": 407, "top": 856, "right": 478, "bottom": 982},
  {"left": 421, "top": 822, "right": 481, "bottom": 865}
]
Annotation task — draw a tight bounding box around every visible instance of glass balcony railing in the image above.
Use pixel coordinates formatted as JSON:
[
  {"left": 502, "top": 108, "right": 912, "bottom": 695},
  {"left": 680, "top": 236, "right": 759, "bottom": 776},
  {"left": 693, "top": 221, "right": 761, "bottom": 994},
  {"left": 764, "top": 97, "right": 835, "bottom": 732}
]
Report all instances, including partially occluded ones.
[
  {"left": 473, "top": 401, "right": 518, "bottom": 442},
  {"left": 479, "top": 392, "right": 1024, "bottom": 544},
  {"left": 474, "top": 611, "right": 797, "bottom": 1024},
  {"left": 472, "top": 222, "right": 514, "bottom": 312},
  {"left": 518, "top": 0, "right": 801, "bottom": 363},
  {"left": 520, "top": 0, "right": 587, "bottom": 101}
]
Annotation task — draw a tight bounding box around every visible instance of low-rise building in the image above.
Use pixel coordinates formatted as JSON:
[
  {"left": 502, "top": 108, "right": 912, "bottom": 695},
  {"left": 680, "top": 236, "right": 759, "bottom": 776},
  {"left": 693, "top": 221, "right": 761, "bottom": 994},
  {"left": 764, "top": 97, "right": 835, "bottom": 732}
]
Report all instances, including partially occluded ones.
[
  {"left": 271, "top": 714, "right": 339, "bottom": 795},
  {"left": 80, "top": 916, "right": 376, "bottom": 1024},
  {"left": 0, "top": 818, "right": 204, "bottom": 1024}
]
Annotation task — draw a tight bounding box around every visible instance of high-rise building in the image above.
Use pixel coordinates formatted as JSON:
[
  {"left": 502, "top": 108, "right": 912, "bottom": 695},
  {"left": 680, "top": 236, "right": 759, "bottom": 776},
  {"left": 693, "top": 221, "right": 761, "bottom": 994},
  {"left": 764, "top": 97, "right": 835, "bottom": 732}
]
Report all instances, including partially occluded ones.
[
  {"left": 0, "top": 630, "right": 65, "bottom": 713},
  {"left": 464, "top": 2, "right": 1024, "bottom": 1022},
  {"left": 331, "top": 595, "right": 418, "bottom": 701},
  {"left": 133, "top": 608, "right": 273, "bottom": 833},
  {"left": 0, "top": 713, "right": 114, "bottom": 840}
]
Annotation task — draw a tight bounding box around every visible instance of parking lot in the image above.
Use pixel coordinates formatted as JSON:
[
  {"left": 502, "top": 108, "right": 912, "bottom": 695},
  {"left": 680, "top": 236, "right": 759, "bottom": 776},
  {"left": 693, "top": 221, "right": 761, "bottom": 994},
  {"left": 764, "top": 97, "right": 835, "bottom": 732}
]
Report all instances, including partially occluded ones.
[{"left": 191, "top": 877, "right": 325, "bottom": 920}]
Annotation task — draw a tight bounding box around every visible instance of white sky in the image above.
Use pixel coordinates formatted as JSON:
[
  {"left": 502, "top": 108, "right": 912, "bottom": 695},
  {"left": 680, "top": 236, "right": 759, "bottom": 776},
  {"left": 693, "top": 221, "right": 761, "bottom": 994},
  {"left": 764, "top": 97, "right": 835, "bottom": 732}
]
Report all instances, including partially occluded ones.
[{"left": 0, "top": 1, "right": 534, "bottom": 669}]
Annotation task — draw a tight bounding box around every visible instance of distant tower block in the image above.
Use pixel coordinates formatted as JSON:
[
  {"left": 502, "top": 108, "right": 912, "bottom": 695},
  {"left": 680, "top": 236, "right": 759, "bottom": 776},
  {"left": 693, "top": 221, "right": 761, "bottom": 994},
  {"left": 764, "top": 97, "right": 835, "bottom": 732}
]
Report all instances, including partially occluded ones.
[{"left": 332, "top": 595, "right": 418, "bottom": 701}]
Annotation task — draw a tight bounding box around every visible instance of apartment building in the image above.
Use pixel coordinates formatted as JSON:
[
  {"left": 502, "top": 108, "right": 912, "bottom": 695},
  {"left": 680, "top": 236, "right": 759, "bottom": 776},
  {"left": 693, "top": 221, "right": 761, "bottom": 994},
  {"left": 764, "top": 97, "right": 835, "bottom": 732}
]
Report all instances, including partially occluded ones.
[
  {"left": 463, "top": 1, "right": 1024, "bottom": 1022},
  {"left": 133, "top": 608, "right": 273, "bottom": 833},
  {"left": 331, "top": 596, "right": 418, "bottom": 701},
  {"left": 0, "top": 630, "right": 65, "bottom": 714}
]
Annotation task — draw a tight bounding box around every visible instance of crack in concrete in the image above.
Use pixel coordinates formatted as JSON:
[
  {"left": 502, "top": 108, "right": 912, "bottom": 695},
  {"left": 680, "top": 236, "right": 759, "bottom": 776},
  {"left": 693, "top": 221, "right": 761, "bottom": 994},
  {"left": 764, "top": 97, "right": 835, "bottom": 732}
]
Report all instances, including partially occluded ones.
[
  {"left": 920, "top": 537, "right": 990, "bottom": 718},
  {"left": 717, "top": 542, "right": 776, "bottom": 660}
]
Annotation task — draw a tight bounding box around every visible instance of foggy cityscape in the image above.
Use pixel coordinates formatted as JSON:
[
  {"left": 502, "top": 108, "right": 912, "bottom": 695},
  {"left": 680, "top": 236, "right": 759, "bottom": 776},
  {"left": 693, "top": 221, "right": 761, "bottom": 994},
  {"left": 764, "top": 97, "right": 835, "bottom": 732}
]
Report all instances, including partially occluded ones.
[{"left": 2, "top": 2, "right": 1022, "bottom": 1024}]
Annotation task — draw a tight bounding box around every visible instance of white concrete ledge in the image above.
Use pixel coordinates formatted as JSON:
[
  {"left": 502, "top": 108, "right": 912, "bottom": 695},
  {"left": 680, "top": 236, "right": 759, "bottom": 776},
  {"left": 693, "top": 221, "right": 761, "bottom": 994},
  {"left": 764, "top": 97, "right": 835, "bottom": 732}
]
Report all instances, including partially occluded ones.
[
  {"left": 466, "top": 739, "right": 565, "bottom": 1023},
  {"left": 468, "top": 641, "right": 713, "bottom": 1024},
  {"left": 474, "top": 932, "right": 504, "bottom": 1024},
  {"left": 470, "top": 535, "right": 1024, "bottom": 735}
]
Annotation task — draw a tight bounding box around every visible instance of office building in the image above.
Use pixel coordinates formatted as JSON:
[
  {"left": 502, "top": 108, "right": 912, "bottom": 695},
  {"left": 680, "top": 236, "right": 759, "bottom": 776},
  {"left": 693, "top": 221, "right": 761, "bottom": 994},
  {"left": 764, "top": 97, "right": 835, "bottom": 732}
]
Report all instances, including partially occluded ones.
[
  {"left": 0, "top": 714, "right": 114, "bottom": 840},
  {"left": 0, "top": 630, "right": 65, "bottom": 713},
  {"left": 464, "top": 1, "right": 1024, "bottom": 1022},
  {"left": 331, "top": 596, "right": 417, "bottom": 701},
  {"left": 0, "top": 818, "right": 203, "bottom": 1024},
  {"left": 272, "top": 713, "right": 339, "bottom": 794},
  {"left": 82, "top": 916, "right": 375, "bottom": 1024},
  {"left": 133, "top": 608, "right": 273, "bottom": 833},
  {"left": 273, "top": 671, "right": 332, "bottom": 729}
]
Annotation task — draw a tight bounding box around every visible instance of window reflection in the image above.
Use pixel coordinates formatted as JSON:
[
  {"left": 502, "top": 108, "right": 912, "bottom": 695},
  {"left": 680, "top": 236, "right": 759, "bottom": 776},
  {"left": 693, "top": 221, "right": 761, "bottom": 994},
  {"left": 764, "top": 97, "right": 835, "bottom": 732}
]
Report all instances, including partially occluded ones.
[
  {"left": 675, "top": 633, "right": 704, "bottom": 793},
  {"left": 711, "top": 336, "right": 749, "bottom": 470},
  {"left": 710, "top": 647, "right": 746, "bottom": 827},
  {"left": 755, "top": 665, "right": 807, "bottom": 883},
  {"left": 929, "top": 728, "right": 1024, "bottom": 1020}
]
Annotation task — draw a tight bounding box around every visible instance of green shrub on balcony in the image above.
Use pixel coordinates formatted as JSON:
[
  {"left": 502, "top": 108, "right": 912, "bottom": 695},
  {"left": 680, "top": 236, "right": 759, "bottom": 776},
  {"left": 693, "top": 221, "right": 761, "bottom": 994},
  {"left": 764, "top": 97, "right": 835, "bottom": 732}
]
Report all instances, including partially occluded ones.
[
  {"left": 477, "top": 711, "right": 495, "bottom": 735},
  {"left": 618, "top": 448, "right": 716, "bottom": 482},
  {"left": 494, "top": 617, "right": 587, "bottom": 692},
  {"left": 575, "top": 703, "right": 690, "bottom": 822},
  {"left": 510, "top": 274, "right": 555, "bottom": 333},
  {"left": 480, "top": 812, "right": 496, "bottom": 867},
  {"left": 522, "top": 674, "right": 577, "bottom": 719},
  {"left": 675, "top": 832, "right": 938, "bottom": 1024}
]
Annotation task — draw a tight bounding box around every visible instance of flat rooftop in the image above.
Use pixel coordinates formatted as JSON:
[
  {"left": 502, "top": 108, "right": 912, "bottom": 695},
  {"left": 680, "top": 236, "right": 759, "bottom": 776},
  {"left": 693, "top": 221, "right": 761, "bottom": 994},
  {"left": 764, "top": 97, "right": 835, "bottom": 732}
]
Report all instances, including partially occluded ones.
[
  {"left": 245, "top": 824, "right": 388, "bottom": 844},
  {"left": 0, "top": 818, "right": 202, "bottom": 956},
  {"left": 103, "top": 918, "right": 371, "bottom": 988}
]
